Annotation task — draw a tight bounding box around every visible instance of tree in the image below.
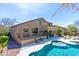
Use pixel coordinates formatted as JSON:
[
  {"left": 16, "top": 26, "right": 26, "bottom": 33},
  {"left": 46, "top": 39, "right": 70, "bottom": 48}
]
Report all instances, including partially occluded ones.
[
  {"left": 0, "top": 18, "right": 17, "bottom": 35},
  {"left": 52, "top": 3, "right": 79, "bottom": 16},
  {"left": 55, "top": 25, "right": 62, "bottom": 36},
  {"left": 0, "top": 18, "right": 16, "bottom": 27},
  {"left": 67, "top": 24, "right": 77, "bottom": 36},
  {"left": 0, "top": 26, "right": 8, "bottom": 36}
]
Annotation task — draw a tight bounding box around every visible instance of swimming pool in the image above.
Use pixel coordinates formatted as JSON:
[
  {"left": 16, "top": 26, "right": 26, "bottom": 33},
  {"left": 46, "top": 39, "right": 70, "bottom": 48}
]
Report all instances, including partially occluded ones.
[{"left": 29, "top": 41, "right": 79, "bottom": 56}]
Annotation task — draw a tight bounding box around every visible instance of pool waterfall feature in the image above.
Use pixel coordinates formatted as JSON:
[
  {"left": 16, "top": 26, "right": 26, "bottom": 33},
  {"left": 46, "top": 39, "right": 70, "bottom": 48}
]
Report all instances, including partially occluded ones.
[{"left": 29, "top": 41, "right": 79, "bottom": 56}]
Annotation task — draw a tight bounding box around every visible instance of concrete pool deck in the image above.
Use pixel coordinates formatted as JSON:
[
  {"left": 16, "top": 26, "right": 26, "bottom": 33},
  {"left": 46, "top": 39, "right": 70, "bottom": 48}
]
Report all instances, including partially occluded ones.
[
  {"left": 17, "top": 37, "right": 79, "bottom": 56},
  {"left": 17, "top": 40, "right": 51, "bottom": 56},
  {"left": 59, "top": 38, "right": 79, "bottom": 45}
]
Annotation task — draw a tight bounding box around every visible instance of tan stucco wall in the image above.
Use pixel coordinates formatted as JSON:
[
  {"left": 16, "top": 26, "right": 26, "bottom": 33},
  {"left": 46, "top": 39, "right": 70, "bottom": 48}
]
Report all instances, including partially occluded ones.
[
  {"left": 48, "top": 26, "right": 56, "bottom": 32},
  {"left": 10, "top": 19, "right": 52, "bottom": 45},
  {"left": 11, "top": 20, "right": 39, "bottom": 39}
]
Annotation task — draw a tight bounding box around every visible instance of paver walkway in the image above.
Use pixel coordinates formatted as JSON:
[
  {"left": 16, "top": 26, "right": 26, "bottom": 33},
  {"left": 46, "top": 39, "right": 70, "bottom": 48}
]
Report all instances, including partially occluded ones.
[
  {"left": 7, "top": 48, "right": 20, "bottom": 56},
  {"left": 7, "top": 36, "right": 21, "bottom": 56}
]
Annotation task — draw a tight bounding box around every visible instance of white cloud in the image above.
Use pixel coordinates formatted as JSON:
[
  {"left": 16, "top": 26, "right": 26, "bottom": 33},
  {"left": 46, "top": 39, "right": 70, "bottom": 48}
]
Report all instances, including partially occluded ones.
[{"left": 15, "top": 3, "right": 49, "bottom": 15}]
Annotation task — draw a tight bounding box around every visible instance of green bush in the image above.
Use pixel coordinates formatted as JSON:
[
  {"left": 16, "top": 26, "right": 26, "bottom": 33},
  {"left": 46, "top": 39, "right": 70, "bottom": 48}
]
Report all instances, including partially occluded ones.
[{"left": 0, "top": 36, "right": 9, "bottom": 48}]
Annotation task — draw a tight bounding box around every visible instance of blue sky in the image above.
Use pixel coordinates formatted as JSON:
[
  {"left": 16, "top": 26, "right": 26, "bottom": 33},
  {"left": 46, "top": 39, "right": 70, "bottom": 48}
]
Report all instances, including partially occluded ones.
[{"left": 0, "top": 3, "right": 79, "bottom": 27}]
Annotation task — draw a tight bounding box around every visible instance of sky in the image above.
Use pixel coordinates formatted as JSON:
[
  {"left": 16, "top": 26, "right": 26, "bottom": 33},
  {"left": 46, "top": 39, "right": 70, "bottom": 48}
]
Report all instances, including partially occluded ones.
[{"left": 0, "top": 3, "right": 79, "bottom": 27}]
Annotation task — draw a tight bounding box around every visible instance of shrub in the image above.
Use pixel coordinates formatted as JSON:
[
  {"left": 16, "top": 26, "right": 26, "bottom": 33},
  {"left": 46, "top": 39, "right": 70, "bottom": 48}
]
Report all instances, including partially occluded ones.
[
  {"left": 55, "top": 26, "right": 62, "bottom": 36},
  {"left": 0, "top": 36, "right": 9, "bottom": 48}
]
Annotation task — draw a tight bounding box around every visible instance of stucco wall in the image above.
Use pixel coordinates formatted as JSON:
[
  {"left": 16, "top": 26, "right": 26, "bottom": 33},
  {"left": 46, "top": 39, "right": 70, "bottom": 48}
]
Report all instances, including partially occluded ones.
[{"left": 10, "top": 18, "right": 52, "bottom": 45}]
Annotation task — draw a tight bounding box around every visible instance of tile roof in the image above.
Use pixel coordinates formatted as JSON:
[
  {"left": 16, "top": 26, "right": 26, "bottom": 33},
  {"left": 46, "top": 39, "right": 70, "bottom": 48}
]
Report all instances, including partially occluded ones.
[{"left": 11, "top": 17, "right": 52, "bottom": 28}]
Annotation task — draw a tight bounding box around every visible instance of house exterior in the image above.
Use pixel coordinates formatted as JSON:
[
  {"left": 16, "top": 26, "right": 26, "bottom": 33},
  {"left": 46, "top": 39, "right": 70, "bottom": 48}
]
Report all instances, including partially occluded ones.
[
  {"left": 48, "top": 25, "right": 57, "bottom": 34},
  {"left": 48, "top": 25, "right": 68, "bottom": 36},
  {"left": 10, "top": 17, "right": 53, "bottom": 45}
]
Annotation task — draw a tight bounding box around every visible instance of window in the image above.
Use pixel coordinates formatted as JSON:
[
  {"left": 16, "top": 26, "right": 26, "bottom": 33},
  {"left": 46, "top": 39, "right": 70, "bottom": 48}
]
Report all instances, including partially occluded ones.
[
  {"left": 23, "top": 28, "right": 29, "bottom": 37},
  {"left": 32, "top": 28, "right": 38, "bottom": 34},
  {"left": 23, "top": 28, "right": 28, "bottom": 32},
  {"left": 49, "top": 31, "right": 52, "bottom": 33}
]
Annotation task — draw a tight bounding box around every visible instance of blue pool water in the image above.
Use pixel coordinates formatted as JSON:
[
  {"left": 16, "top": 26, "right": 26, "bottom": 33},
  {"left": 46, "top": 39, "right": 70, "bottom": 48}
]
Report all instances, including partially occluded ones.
[{"left": 29, "top": 41, "right": 79, "bottom": 56}]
